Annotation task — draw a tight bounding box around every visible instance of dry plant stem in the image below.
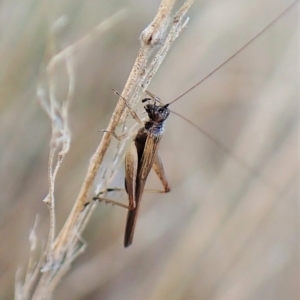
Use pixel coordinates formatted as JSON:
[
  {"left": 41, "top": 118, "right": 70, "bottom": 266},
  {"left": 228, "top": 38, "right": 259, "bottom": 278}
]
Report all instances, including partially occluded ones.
[
  {"left": 46, "top": 52, "right": 75, "bottom": 247},
  {"left": 50, "top": 0, "right": 193, "bottom": 262},
  {"left": 15, "top": 218, "right": 42, "bottom": 300},
  {"left": 30, "top": 48, "right": 75, "bottom": 300}
]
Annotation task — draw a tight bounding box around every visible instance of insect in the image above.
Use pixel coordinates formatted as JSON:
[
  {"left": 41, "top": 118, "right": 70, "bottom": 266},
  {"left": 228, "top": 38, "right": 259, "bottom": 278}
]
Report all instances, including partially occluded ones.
[
  {"left": 121, "top": 94, "right": 171, "bottom": 247},
  {"left": 93, "top": 2, "right": 296, "bottom": 247},
  {"left": 94, "top": 91, "right": 172, "bottom": 247}
]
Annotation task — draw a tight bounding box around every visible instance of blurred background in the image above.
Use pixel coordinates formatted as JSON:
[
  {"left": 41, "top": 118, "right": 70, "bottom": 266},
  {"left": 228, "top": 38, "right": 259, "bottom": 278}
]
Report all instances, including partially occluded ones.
[{"left": 0, "top": 0, "right": 298, "bottom": 299}]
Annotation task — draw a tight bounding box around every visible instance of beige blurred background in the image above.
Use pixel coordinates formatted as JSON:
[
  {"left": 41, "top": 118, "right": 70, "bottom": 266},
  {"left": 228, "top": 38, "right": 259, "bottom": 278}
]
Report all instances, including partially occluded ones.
[{"left": 0, "top": 0, "right": 298, "bottom": 299}]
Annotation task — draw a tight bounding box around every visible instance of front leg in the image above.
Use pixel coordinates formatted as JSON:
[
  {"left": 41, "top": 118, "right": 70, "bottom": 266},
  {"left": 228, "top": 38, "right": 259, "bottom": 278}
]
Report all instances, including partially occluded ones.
[
  {"left": 102, "top": 129, "right": 131, "bottom": 141},
  {"left": 112, "top": 89, "right": 143, "bottom": 125}
]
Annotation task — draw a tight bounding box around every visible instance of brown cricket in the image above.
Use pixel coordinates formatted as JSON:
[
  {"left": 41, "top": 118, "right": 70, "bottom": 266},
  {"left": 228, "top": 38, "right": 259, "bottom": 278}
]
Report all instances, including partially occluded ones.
[
  {"left": 95, "top": 91, "right": 172, "bottom": 247},
  {"left": 123, "top": 92, "right": 171, "bottom": 247}
]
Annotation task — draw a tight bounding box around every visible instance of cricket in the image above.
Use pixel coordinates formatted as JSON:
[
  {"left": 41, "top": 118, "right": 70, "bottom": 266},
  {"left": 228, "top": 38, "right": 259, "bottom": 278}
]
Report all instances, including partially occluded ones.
[
  {"left": 94, "top": 90, "right": 172, "bottom": 247},
  {"left": 93, "top": 2, "right": 296, "bottom": 247}
]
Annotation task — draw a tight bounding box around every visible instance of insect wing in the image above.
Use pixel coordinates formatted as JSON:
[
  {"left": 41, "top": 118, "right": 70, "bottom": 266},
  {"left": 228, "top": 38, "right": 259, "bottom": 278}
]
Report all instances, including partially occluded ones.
[
  {"left": 124, "top": 142, "right": 139, "bottom": 209},
  {"left": 124, "top": 134, "right": 162, "bottom": 247},
  {"left": 138, "top": 134, "right": 162, "bottom": 183}
]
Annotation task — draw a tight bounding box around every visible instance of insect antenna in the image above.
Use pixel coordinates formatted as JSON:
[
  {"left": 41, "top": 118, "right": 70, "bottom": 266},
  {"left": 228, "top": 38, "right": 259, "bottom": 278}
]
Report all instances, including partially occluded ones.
[
  {"left": 169, "top": 109, "right": 265, "bottom": 185},
  {"left": 166, "top": 1, "right": 297, "bottom": 106},
  {"left": 143, "top": 91, "right": 167, "bottom": 106}
]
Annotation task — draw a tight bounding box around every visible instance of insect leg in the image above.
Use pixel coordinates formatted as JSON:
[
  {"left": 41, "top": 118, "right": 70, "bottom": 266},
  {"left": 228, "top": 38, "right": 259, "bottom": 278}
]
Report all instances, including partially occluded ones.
[
  {"left": 100, "top": 187, "right": 169, "bottom": 193},
  {"left": 102, "top": 90, "right": 144, "bottom": 140},
  {"left": 93, "top": 140, "right": 138, "bottom": 210},
  {"left": 112, "top": 89, "right": 143, "bottom": 125},
  {"left": 152, "top": 150, "right": 171, "bottom": 193},
  {"left": 101, "top": 129, "right": 133, "bottom": 141},
  {"left": 93, "top": 194, "right": 130, "bottom": 209}
]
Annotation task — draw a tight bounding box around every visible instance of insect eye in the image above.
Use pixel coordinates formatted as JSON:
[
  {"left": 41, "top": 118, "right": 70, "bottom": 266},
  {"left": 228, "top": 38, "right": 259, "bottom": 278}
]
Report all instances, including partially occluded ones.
[{"left": 158, "top": 108, "right": 164, "bottom": 113}]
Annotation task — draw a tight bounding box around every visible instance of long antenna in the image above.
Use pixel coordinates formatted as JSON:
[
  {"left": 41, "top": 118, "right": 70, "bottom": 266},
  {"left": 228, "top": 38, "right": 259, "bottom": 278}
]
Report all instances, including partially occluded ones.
[
  {"left": 170, "top": 109, "right": 268, "bottom": 185},
  {"left": 167, "top": 1, "right": 298, "bottom": 106}
]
